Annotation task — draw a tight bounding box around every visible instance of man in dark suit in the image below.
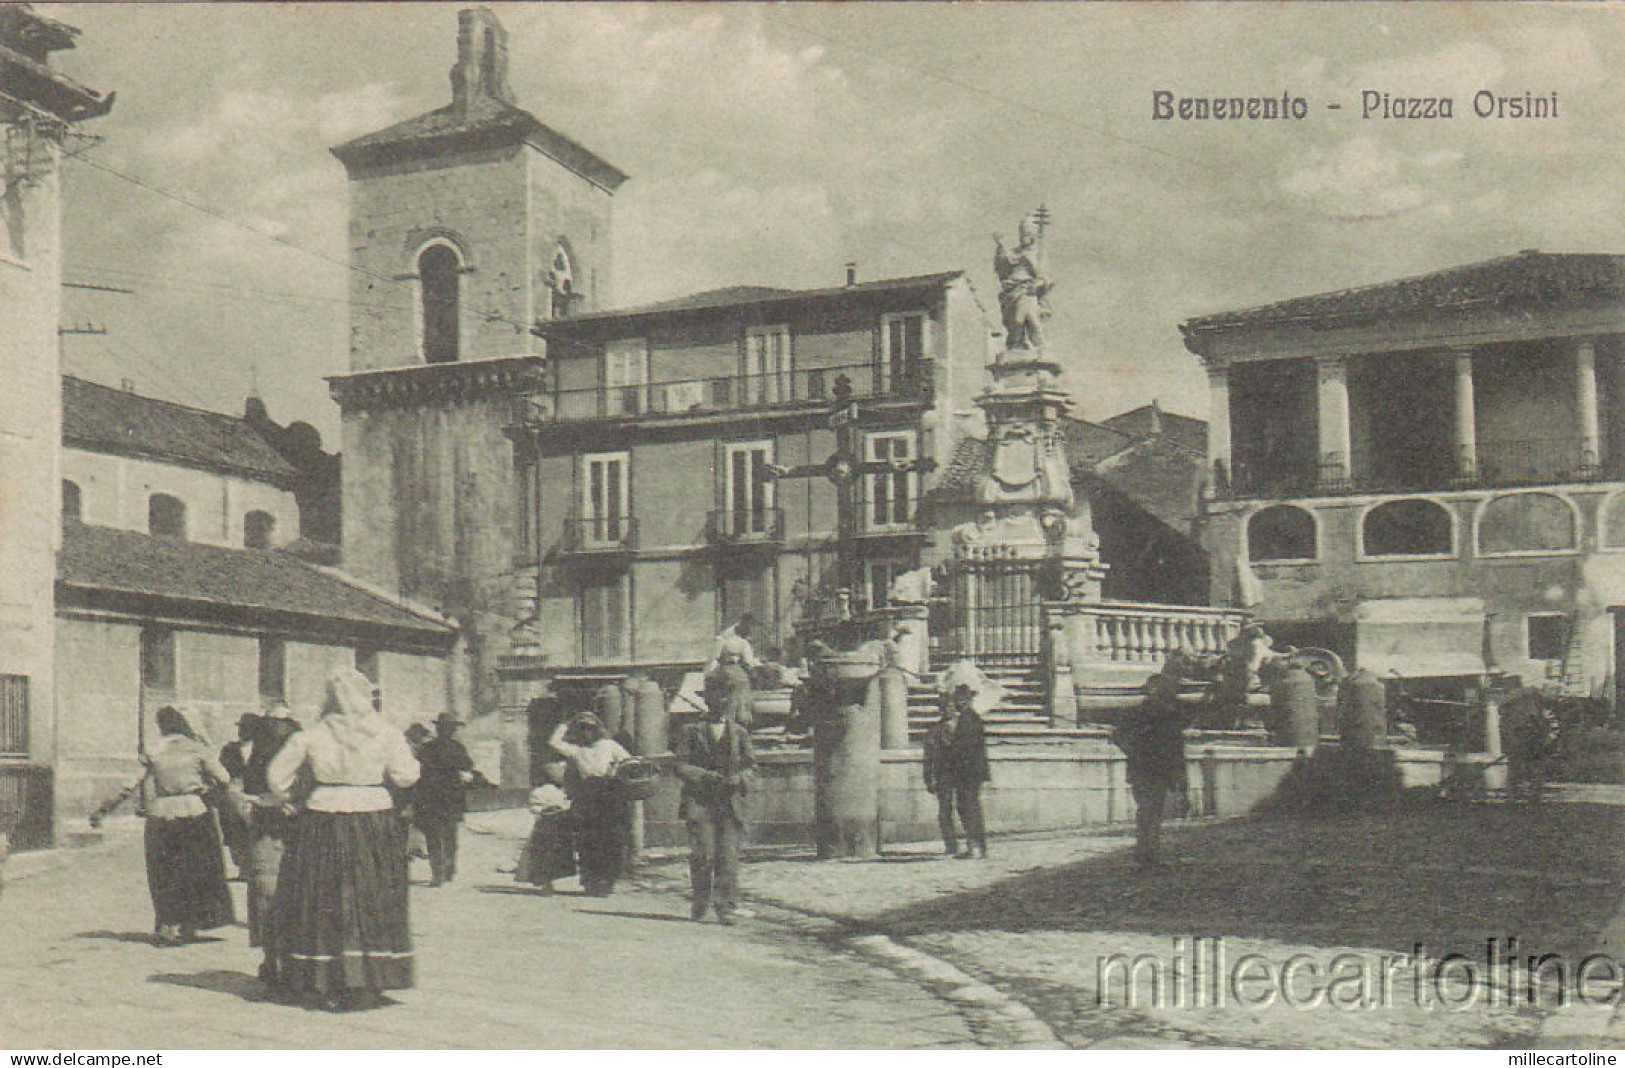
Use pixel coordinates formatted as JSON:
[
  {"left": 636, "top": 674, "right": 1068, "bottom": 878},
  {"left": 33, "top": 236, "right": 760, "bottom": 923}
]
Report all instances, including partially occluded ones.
[
  {"left": 673, "top": 676, "right": 757, "bottom": 924},
  {"left": 1112, "top": 671, "right": 1191, "bottom": 870},
  {"left": 923, "top": 684, "right": 991, "bottom": 859},
  {"left": 414, "top": 713, "right": 477, "bottom": 887}
]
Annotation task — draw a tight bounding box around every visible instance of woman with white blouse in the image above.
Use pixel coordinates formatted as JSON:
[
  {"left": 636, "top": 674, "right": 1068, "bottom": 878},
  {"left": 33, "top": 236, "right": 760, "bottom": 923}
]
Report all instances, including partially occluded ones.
[{"left": 265, "top": 668, "right": 419, "bottom": 1010}]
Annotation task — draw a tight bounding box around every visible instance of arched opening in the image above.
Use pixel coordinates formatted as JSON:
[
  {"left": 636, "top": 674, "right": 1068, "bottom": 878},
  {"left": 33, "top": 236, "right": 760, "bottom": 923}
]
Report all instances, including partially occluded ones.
[
  {"left": 62, "top": 480, "right": 81, "bottom": 522},
  {"left": 1478, "top": 493, "right": 1577, "bottom": 555},
  {"left": 1247, "top": 504, "right": 1316, "bottom": 562},
  {"left": 1604, "top": 494, "right": 1625, "bottom": 549},
  {"left": 419, "top": 242, "right": 461, "bottom": 363},
  {"left": 244, "top": 510, "right": 276, "bottom": 550},
  {"left": 148, "top": 493, "right": 187, "bottom": 539},
  {"left": 549, "top": 245, "right": 575, "bottom": 320},
  {"left": 1362, "top": 498, "right": 1452, "bottom": 558}
]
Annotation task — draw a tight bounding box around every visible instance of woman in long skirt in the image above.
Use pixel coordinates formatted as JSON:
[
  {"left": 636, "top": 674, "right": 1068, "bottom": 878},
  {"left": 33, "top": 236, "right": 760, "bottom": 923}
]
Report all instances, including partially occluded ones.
[
  {"left": 93, "top": 706, "right": 235, "bottom": 945},
  {"left": 515, "top": 782, "right": 575, "bottom": 893},
  {"left": 549, "top": 715, "right": 631, "bottom": 896},
  {"left": 241, "top": 710, "right": 300, "bottom": 985},
  {"left": 266, "top": 669, "right": 420, "bottom": 1010}
]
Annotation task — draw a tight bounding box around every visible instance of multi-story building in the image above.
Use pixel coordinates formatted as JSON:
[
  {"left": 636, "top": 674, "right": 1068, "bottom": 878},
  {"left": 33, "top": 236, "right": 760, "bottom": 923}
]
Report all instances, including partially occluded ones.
[
  {"left": 1183, "top": 251, "right": 1625, "bottom": 696},
  {"left": 327, "top": 7, "right": 626, "bottom": 723},
  {"left": 502, "top": 269, "right": 995, "bottom": 698},
  {"left": 0, "top": 5, "right": 111, "bottom": 846}
]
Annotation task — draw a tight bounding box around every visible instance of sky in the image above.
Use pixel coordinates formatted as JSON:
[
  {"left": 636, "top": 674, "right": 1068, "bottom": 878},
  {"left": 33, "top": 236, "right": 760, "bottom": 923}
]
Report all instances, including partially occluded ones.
[{"left": 47, "top": 1, "right": 1625, "bottom": 443}]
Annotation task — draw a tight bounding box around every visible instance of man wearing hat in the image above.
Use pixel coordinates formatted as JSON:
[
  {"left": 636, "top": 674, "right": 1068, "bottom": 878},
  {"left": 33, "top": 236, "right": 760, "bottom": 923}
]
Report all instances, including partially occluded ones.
[
  {"left": 1112, "top": 671, "right": 1192, "bottom": 870},
  {"left": 673, "top": 673, "right": 757, "bottom": 924},
  {"left": 923, "top": 680, "right": 991, "bottom": 859},
  {"left": 413, "top": 712, "right": 477, "bottom": 886}
]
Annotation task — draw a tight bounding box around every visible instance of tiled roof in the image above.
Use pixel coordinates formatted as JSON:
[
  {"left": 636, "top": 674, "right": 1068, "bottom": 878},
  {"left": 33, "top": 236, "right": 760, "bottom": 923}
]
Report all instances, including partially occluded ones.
[
  {"left": 330, "top": 97, "right": 627, "bottom": 191},
  {"left": 536, "top": 272, "right": 966, "bottom": 333},
  {"left": 63, "top": 376, "right": 298, "bottom": 486},
  {"left": 1182, "top": 251, "right": 1625, "bottom": 338},
  {"left": 1100, "top": 404, "right": 1207, "bottom": 455},
  {"left": 932, "top": 406, "right": 1208, "bottom": 535},
  {"left": 58, "top": 523, "right": 453, "bottom": 639},
  {"left": 1089, "top": 433, "right": 1207, "bottom": 534}
]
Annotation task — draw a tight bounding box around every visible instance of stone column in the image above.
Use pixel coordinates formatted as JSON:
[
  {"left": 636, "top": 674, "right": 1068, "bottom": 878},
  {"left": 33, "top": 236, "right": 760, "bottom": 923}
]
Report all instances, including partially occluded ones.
[
  {"left": 811, "top": 649, "right": 882, "bottom": 859},
  {"left": 1044, "top": 606, "right": 1078, "bottom": 728},
  {"left": 1205, "top": 365, "right": 1232, "bottom": 488},
  {"left": 877, "top": 664, "right": 911, "bottom": 751},
  {"left": 1315, "top": 354, "right": 1351, "bottom": 489},
  {"left": 1577, "top": 338, "right": 1602, "bottom": 475},
  {"left": 1452, "top": 348, "right": 1478, "bottom": 483}
]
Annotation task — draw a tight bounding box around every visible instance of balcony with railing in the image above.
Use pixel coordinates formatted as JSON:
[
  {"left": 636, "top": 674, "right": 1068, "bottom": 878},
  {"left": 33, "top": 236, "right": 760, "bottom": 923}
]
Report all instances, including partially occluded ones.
[
  {"left": 561, "top": 516, "right": 638, "bottom": 555},
  {"left": 537, "top": 359, "right": 933, "bottom": 423},
  {"left": 1226, "top": 437, "right": 1621, "bottom": 500},
  {"left": 707, "top": 506, "right": 785, "bottom": 547}
]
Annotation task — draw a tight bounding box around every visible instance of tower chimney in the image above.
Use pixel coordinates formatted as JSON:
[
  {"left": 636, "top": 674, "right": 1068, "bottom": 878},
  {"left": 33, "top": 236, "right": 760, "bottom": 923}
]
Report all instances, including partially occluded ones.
[
  {"left": 451, "top": 7, "right": 515, "bottom": 114},
  {"left": 1148, "top": 398, "right": 1163, "bottom": 436},
  {"left": 844, "top": 262, "right": 857, "bottom": 287}
]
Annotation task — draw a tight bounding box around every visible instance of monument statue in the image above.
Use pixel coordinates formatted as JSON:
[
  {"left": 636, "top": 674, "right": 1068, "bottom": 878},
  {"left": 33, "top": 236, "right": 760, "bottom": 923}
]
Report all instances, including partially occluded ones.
[{"left": 992, "top": 207, "right": 1052, "bottom": 354}]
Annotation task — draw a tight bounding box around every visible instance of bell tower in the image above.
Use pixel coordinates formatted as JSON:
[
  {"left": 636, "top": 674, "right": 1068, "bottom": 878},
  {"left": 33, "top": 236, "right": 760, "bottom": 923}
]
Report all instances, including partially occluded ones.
[{"left": 327, "top": 7, "right": 627, "bottom": 728}]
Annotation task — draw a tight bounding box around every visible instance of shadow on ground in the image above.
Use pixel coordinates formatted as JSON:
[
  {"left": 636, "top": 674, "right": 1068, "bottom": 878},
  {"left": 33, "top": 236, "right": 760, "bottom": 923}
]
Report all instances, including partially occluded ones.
[
  {"left": 149, "top": 969, "right": 271, "bottom": 1003},
  {"left": 862, "top": 803, "right": 1625, "bottom": 959}
]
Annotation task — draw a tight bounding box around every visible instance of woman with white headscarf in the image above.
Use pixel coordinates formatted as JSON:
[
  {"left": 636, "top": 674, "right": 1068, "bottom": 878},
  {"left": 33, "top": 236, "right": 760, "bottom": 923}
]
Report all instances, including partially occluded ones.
[{"left": 265, "top": 669, "right": 419, "bottom": 1010}]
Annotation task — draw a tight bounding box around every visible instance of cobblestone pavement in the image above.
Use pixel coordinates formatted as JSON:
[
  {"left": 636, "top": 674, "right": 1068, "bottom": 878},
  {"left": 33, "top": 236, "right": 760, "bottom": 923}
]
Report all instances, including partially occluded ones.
[
  {"left": 0, "top": 822, "right": 978, "bottom": 1049},
  {"left": 714, "top": 808, "right": 1625, "bottom": 1049}
]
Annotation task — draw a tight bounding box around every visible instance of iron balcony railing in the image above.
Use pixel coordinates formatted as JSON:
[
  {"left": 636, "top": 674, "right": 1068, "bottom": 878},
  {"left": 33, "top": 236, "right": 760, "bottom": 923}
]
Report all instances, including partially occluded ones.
[
  {"left": 562, "top": 516, "right": 638, "bottom": 553},
  {"left": 1225, "top": 437, "right": 1618, "bottom": 499},
  {"left": 707, "top": 506, "right": 785, "bottom": 545},
  {"left": 536, "top": 359, "right": 933, "bottom": 423}
]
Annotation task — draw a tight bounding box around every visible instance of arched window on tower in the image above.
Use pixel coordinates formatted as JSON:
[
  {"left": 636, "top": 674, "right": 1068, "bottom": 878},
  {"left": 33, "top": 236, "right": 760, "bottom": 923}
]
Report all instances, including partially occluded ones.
[
  {"left": 62, "top": 480, "right": 81, "bottom": 523},
  {"left": 548, "top": 245, "right": 575, "bottom": 320},
  {"left": 419, "top": 242, "right": 462, "bottom": 363}
]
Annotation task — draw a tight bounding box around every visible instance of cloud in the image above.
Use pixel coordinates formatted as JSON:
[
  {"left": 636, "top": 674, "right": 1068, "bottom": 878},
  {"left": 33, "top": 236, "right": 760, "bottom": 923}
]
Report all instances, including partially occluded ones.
[{"left": 1352, "top": 41, "right": 1507, "bottom": 93}]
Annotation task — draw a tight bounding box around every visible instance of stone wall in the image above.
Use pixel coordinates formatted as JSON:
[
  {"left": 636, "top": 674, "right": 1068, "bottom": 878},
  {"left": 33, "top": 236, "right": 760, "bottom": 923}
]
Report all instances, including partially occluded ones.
[
  {"left": 638, "top": 738, "right": 1448, "bottom": 849},
  {"left": 343, "top": 144, "right": 613, "bottom": 373},
  {"left": 1207, "top": 485, "right": 1625, "bottom": 689},
  {"left": 53, "top": 614, "right": 450, "bottom": 817},
  {"left": 342, "top": 395, "right": 522, "bottom": 719},
  {"left": 63, "top": 448, "right": 301, "bottom": 548}
]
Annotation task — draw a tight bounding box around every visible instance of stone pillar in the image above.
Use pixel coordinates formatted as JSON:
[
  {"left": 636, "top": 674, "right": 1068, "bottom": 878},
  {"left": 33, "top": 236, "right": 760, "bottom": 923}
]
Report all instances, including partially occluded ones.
[
  {"left": 1453, "top": 348, "right": 1478, "bottom": 483},
  {"left": 1315, "top": 354, "right": 1351, "bottom": 489},
  {"left": 891, "top": 604, "right": 930, "bottom": 677},
  {"left": 811, "top": 650, "right": 882, "bottom": 859},
  {"left": 1045, "top": 606, "right": 1078, "bottom": 728},
  {"left": 877, "top": 665, "right": 911, "bottom": 751},
  {"left": 1577, "top": 338, "right": 1602, "bottom": 475},
  {"left": 1206, "top": 365, "right": 1232, "bottom": 488}
]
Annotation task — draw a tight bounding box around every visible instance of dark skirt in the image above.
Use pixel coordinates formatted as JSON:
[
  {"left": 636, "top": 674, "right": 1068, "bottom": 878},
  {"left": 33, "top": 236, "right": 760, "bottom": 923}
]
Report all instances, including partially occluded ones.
[
  {"left": 270, "top": 808, "right": 413, "bottom": 994},
  {"left": 517, "top": 811, "right": 576, "bottom": 886},
  {"left": 571, "top": 779, "right": 630, "bottom": 892},
  {"left": 144, "top": 812, "right": 235, "bottom": 932},
  {"left": 245, "top": 808, "right": 293, "bottom": 947}
]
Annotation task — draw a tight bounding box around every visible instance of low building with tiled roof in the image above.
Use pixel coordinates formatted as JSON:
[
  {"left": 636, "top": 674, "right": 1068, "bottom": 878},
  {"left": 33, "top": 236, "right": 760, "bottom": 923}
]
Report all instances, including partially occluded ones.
[
  {"left": 60, "top": 376, "right": 342, "bottom": 556},
  {"left": 54, "top": 521, "right": 456, "bottom": 816}
]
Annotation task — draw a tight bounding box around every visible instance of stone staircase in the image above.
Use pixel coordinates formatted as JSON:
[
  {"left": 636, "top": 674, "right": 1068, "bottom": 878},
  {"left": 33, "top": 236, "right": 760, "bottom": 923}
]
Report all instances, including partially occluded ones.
[{"left": 906, "top": 659, "right": 1053, "bottom": 739}]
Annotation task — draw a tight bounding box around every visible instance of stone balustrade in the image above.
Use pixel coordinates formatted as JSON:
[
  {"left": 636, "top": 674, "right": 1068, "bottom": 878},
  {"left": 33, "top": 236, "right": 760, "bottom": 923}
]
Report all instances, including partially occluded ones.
[{"left": 1054, "top": 600, "right": 1248, "bottom": 667}]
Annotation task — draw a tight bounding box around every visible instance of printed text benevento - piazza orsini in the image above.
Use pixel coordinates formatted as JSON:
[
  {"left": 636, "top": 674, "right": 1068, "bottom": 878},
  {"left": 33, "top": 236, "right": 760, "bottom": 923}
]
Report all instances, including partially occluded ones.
[{"left": 1151, "top": 90, "right": 1560, "bottom": 121}]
